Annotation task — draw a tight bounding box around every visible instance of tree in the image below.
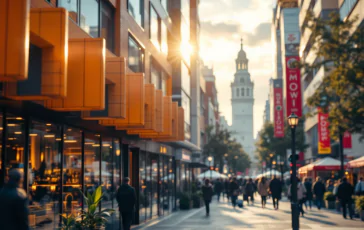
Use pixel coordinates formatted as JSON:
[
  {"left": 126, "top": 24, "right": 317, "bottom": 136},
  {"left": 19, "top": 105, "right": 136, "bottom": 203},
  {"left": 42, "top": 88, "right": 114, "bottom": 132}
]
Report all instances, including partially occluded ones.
[
  {"left": 203, "top": 126, "right": 251, "bottom": 174},
  {"left": 255, "top": 121, "right": 308, "bottom": 172},
  {"left": 302, "top": 11, "right": 364, "bottom": 176}
]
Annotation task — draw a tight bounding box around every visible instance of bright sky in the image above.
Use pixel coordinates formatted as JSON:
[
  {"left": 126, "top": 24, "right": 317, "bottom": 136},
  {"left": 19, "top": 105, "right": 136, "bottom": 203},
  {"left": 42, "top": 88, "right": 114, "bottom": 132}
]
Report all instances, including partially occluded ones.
[{"left": 199, "top": 0, "right": 276, "bottom": 138}]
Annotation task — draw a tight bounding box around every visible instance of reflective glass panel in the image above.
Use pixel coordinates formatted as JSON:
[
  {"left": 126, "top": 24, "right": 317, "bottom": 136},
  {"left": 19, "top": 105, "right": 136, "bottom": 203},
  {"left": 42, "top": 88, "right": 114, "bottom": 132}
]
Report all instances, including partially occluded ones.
[
  {"left": 58, "top": 0, "right": 78, "bottom": 23},
  {"left": 128, "top": 0, "right": 144, "bottom": 27},
  {"left": 128, "top": 36, "right": 145, "bottom": 73},
  {"left": 80, "top": 0, "right": 99, "bottom": 38},
  {"left": 101, "top": 137, "right": 113, "bottom": 210},
  {"left": 150, "top": 6, "right": 160, "bottom": 50},
  {"left": 101, "top": 1, "right": 115, "bottom": 52}
]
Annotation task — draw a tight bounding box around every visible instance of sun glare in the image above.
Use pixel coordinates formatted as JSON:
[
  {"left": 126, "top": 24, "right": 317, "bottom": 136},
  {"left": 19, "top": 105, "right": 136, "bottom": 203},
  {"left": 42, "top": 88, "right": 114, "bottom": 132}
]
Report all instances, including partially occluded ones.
[{"left": 180, "top": 42, "right": 193, "bottom": 61}]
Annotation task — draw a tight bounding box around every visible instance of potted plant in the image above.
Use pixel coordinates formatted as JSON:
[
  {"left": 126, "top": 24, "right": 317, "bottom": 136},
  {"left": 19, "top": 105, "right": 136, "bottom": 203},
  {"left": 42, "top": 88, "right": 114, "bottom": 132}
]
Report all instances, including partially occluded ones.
[
  {"left": 355, "top": 196, "right": 364, "bottom": 221},
  {"left": 324, "top": 192, "right": 336, "bottom": 209},
  {"left": 60, "top": 186, "right": 114, "bottom": 230},
  {"left": 179, "top": 193, "right": 191, "bottom": 210},
  {"left": 191, "top": 191, "right": 203, "bottom": 208}
]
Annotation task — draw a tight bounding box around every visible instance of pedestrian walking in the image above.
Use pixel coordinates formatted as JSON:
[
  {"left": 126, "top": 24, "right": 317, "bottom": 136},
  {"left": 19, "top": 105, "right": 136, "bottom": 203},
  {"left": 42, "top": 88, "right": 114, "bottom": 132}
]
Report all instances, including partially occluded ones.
[
  {"left": 288, "top": 177, "right": 306, "bottom": 217},
  {"left": 258, "top": 177, "right": 269, "bottom": 208},
  {"left": 214, "top": 178, "right": 223, "bottom": 202},
  {"left": 224, "top": 179, "right": 230, "bottom": 202},
  {"left": 326, "top": 180, "right": 334, "bottom": 193},
  {"left": 269, "top": 176, "right": 282, "bottom": 210},
  {"left": 116, "top": 177, "right": 136, "bottom": 230},
  {"left": 355, "top": 177, "right": 364, "bottom": 196},
  {"left": 229, "top": 178, "right": 239, "bottom": 208},
  {"left": 245, "top": 178, "right": 255, "bottom": 206},
  {"left": 202, "top": 179, "right": 214, "bottom": 216},
  {"left": 303, "top": 177, "right": 313, "bottom": 210},
  {"left": 337, "top": 177, "right": 354, "bottom": 219},
  {"left": 313, "top": 176, "right": 326, "bottom": 210},
  {"left": 0, "top": 169, "right": 29, "bottom": 230}
]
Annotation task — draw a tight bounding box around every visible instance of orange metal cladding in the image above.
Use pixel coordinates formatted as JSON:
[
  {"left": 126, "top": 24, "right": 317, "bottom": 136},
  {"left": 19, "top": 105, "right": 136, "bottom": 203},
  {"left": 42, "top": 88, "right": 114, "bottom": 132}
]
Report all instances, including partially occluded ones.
[
  {"left": 4, "top": 8, "right": 69, "bottom": 100},
  {"left": 45, "top": 38, "right": 105, "bottom": 111},
  {"left": 116, "top": 84, "right": 156, "bottom": 130},
  {"left": 99, "top": 73, "right": 145, "bottom": 126},
  {"left": 82, "top": 57, "right": 126, "bottom": 119},
  {"left": 0, "top": 0, "right": 30, "bottom": 81},
  {"left": 127, "top": 89, "right": 164, "bottom": 134},
  {"left": 177, "top": 107, "right": 185, "bottom": 141},
  {"left": 139, "top": 96, "right": 172, "bottom": 139},
  {"left": 153, "top": 102, "right": 179, "bottom": 142}
]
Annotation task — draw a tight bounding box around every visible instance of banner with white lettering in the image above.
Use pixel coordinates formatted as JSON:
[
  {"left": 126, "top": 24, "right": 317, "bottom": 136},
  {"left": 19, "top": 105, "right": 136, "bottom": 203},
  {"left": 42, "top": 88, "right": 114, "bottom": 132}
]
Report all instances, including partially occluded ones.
[
  {"left": 273, "top": 79, "right": 284, "bottom": 137},
  {"left": 285, "top": 56, "right": 302, "bottom": 117},
  {"left": 318, "top": 110, "right": 331, "bottom": 154}
]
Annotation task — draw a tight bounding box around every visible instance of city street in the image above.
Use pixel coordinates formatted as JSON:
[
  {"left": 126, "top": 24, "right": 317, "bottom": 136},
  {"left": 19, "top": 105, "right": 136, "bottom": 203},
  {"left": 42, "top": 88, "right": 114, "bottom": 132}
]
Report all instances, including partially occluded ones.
[{"left": 135, "top": 197, "right": 364, "bottom": 230}]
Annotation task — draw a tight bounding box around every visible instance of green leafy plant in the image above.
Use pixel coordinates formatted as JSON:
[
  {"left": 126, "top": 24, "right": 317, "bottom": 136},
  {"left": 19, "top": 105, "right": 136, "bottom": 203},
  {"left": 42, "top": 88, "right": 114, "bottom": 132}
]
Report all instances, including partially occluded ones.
[
  {"left": 191, "top": 193, "right": 202, "bottom": 208},
  {"left": 179, "top": 193, "right": 191, "bottom": 210},
  {"left": 324, "top": 192, "right": 336, "bottom": 201},
  {"left": 60, "top": 186, "right": 114, "bottom": 230},
  {"left": 355, "top": 196, "right": 364, "bottom": 212}
]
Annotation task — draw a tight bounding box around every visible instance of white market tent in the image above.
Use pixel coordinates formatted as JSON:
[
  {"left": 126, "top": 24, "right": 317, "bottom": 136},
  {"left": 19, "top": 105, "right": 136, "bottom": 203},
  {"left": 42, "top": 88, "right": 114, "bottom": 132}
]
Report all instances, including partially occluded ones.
[{"left": 198, "top": 170, "right": 227, "bottom": 179}]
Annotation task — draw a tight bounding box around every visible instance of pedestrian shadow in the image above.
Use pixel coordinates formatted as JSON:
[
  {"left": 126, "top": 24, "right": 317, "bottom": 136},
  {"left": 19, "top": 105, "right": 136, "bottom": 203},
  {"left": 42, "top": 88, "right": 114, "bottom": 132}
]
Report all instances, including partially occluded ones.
[
  {"left": 306, "top": 212, "right": 328, "bottom": 218},
  {"left": 254, "top": 213, "right": 278, "bottom": 220},
  {"left": 302, "top": 216, "right": 337, "bottom": 226}
]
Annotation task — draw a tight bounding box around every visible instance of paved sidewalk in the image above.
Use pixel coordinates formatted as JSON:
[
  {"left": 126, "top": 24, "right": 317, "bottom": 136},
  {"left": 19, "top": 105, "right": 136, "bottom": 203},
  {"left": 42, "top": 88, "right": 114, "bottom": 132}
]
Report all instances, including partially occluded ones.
[{"left": 135, "top": 197, "right": 364, "bottom": 230}]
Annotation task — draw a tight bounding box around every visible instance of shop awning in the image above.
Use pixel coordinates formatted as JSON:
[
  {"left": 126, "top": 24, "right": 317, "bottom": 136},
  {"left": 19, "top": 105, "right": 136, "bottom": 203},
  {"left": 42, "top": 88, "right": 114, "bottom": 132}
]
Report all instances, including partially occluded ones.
[
  {"left": 197, "top": 170, "right": 227, "bottom": 179},
  {"left": 347, "top": 156, "right": 364, "bottom": 169},
  {"left": 299, "top": 157, "right": 345, "bottom": 173}
]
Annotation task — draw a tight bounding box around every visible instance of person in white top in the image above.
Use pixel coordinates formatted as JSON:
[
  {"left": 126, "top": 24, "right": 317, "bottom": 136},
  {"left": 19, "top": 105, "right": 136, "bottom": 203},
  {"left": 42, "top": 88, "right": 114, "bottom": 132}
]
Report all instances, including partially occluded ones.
[
  {"left": 288, "top": 177, "right": 307, "bottom": 217},
  {"left": 355, "top": 177, "right": 364, "bottom": 195}
]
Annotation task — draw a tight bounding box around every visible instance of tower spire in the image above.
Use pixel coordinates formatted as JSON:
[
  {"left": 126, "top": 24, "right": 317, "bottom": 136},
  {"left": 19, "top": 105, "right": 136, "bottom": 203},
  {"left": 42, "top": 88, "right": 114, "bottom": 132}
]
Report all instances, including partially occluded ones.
[{"left": 240, "top": 38, "right": 243, "bottom": 50}]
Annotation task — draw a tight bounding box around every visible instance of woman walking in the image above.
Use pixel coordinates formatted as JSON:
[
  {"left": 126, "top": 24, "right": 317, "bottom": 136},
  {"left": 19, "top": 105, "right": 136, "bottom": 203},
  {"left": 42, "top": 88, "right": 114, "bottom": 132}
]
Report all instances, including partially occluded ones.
[
  {"left": 289, "top": 177, "right": 307, "bottom": 217},
  {"left": 202, "top": 179, "right": 213, "bottom": 216},
  {"left": 258, "top": 177, "right": 269, "bottom": 208}
]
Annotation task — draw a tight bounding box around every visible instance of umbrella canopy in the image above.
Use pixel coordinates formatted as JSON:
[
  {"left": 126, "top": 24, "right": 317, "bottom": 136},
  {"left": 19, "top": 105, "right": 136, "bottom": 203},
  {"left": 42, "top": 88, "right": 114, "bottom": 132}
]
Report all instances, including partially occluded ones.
[
  {"left": 347, "top": 156, "right": 364, "bottom": 169},
  {"left": 198, "top": 170, "right": 227, "bottom": 179},
  {"left": 299, "top": 157, "right": 345, "bottom": 174},
  {"left": 262, "top": 170, "right": 281, "bottom": 177}
]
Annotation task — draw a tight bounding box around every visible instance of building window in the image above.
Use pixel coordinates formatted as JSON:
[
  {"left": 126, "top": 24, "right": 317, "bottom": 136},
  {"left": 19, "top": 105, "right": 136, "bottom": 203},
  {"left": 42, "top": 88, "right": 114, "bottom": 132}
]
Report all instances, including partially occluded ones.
[
  {"left": 161, "top": 72, "right": 167, "bottom": 96},
  {"left": 236, "top": 88, "right": 239, "bottom": 97},
  {"left": 128, "top": 36, "right": 145, "bottom": 73},
  {"left": 80, "top": 0, "right": 99, "bottom": 38},
  {"left": 58, "top": 0, "right": 79, "bottom": 23},
  {"left": 181, "top": 62, "right": 190, "bottom": 96},
  {"left": 101, "top": 1, "right": 115, "bottom": 52},
  {"left": 340, "top": 0, "right": 358, "bottom": 20},
  {"left": 128, "top": 0, "right": 144, "bottom": 28},
  {"left": 182, "top": 91, "right": 191, "bottom": 140},
  {"left": 241, "top": 88, "right": 245, "bottom": 96},
  {"left": 161, "top": 21, "right": 168, "bottom": 54},
  {"left": 161, "top": 0, "right": 168, "bottom": 13},
  {"left": 150, "top": 6, "right": 160, "bottom": 51},
  {"left": 247, "top": 88, "right": 249, "bottom": 96}
]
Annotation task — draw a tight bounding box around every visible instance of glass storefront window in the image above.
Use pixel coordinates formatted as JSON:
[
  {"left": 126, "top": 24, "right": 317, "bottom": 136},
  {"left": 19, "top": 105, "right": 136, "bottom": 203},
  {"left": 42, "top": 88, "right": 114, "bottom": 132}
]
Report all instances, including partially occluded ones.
[
  {"left": 101, "top": 1, "right": 115, "bottom": 52},
  {"left": 150, "top": 6, "right": 160, "bottom": 51},
  {"left": 139, "top": 151, "right": 147, "bottom": 222},
  {"left": 112, "top": 139, "right": 121, "bottom": 222},
  {"left": 128, "top": 0, "right": 144, "bottom": 28},
  {"left": 63, "top": 127, "right": 82, "bottom": 216},
  {"left": 168, "top": 157, "right": 174, "bottom": 212},
  {"left": 162, "top": 156, "right": 169, "bottom": 215},
  {"left": 146, "top": 153, "right": 152, "bottom": 219},
  {"left": 151, "top": 154, "right": 159, "bottom": 217},
  {"left": 80, "top": 0, "right": 99, "bottom": 38},
  {"left": 5, "top": 115, "right": 25, "bottom": 188},
  {"left": 128, "top": 36, "right": 145, "bottom": 73},
  {"left": 28, "top": 121, "right": 62, "bottom": 229},
  {"left": 58, "top": 0, "right": 79, "bottom": 23},
  {"left": 0, "top": 112, "right": 3, "bottom": 188},
  {"left": 84, "top": 132, "right": 100, "bottom": 206},
  {"left": 101, "top": 137, "right": 113, "bottom": 210}
]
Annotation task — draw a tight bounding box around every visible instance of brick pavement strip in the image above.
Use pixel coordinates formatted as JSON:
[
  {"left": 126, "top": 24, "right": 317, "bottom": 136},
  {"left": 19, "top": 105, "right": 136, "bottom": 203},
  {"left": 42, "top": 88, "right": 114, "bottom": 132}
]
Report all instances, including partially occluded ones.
[{"left": 135, "top": 197, "right": 364, "bottom": 230}]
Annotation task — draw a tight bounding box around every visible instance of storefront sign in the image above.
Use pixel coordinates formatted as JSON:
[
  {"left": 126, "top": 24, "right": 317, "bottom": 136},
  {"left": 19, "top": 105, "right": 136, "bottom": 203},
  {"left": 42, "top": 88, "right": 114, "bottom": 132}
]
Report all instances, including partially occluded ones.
[
  {"left": 182, "top": 153, "right": 191, "bottom": 161},
  {"left": 285, "top": 56, "right": 302, "bottom": 117},
  {"left": 273, "top": 79, "right": 284, "bottom": 138},
  {"left": 318, "top": 111, "right": 331, "bottom": 154},
  {"left": 343, "top": 131, "right": 352, "bottom": 149}
]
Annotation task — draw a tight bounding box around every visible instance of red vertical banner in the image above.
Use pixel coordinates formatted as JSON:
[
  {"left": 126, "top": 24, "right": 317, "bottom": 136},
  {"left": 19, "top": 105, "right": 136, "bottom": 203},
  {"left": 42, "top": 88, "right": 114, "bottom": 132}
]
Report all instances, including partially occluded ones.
[
  {"left": 343, "top": 131, "right": 352, "bottom": 149},
  {"left": 274, "top": 79, "right": 284, "bottom": 137},
  {"left": 318, "top": 111, "right": 331, "bottom": 154},
  {"left": 285, "top": 56, "right": 302, "bottom": 117}
]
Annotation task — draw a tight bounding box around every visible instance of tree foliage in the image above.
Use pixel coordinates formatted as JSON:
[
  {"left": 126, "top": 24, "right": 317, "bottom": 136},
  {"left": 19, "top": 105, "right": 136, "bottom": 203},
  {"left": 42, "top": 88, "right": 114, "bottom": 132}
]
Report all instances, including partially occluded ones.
[
  {"left": 255, "top": 121, "right": 308, "bottom": 170},
  {"left": 302, "top": 11, "right": 364, "bottom": 139},
  {"left": 203, "top": 126, "right": 251, "bottom": 174}
]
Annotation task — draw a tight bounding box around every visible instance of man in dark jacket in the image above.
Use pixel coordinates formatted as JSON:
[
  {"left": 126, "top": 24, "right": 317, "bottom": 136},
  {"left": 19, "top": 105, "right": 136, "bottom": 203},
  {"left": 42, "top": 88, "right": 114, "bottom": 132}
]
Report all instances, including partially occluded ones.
[
  {"left": 269, "top": 176, "right": 282, "bottom": 210},
  {"left": 303, "top": 178, "right": 313, "bottom": 210},
  {"left": 229, "top": 178, "right": 240, "bottom": 208},
  {"left": 116, "top": 177, "right": 136, "bottom": 230},
  {"left": 224, "top": 179, "right": 230, "bottom": 201},
  {"left": 313, "top": 177, "right": 326, "bottom": 210},
  {"left": 202, "top": 179, "right": 213, "bottom": 216},
  {"left": 214, "top": 178, "right": 223, "bottom": 202},
  {"left": 0, "top": 169, "right": 29, "bottom": 230},
  {"left": 245, "top": 178, "right": 255, "bottom": 206},
  {"left": 337, "top": 177, "right": 354, "bottom": 219}
]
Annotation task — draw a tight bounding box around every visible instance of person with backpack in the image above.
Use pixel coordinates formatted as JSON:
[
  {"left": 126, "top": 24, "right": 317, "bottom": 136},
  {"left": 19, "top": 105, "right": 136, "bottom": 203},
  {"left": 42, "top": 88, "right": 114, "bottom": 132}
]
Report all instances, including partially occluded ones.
[{"left": 202, "top": 179, "right": 214, "bottom": 216}]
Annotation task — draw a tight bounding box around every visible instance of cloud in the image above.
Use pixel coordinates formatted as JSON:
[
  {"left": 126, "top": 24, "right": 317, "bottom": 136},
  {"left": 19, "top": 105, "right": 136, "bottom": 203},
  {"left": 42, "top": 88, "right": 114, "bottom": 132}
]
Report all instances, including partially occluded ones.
[
  {"left": 244, "top": 23, "right": 271, "bottom": 46},
  {"left": 201, "top": 21, "right": 240, "bottom": 37}
]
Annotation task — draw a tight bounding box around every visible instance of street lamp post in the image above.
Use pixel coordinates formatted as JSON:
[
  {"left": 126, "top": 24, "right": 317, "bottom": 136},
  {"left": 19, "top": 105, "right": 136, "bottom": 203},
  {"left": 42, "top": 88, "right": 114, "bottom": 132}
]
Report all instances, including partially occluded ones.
[
  {"left": 288, "top": 112, "right": 299, "bottom": 230},
  {"left": 269, "top": 153, "right": 274, "bottom": 180},
  {"left": 208, "top": 156, "right": 213, "bottom": 180}
]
